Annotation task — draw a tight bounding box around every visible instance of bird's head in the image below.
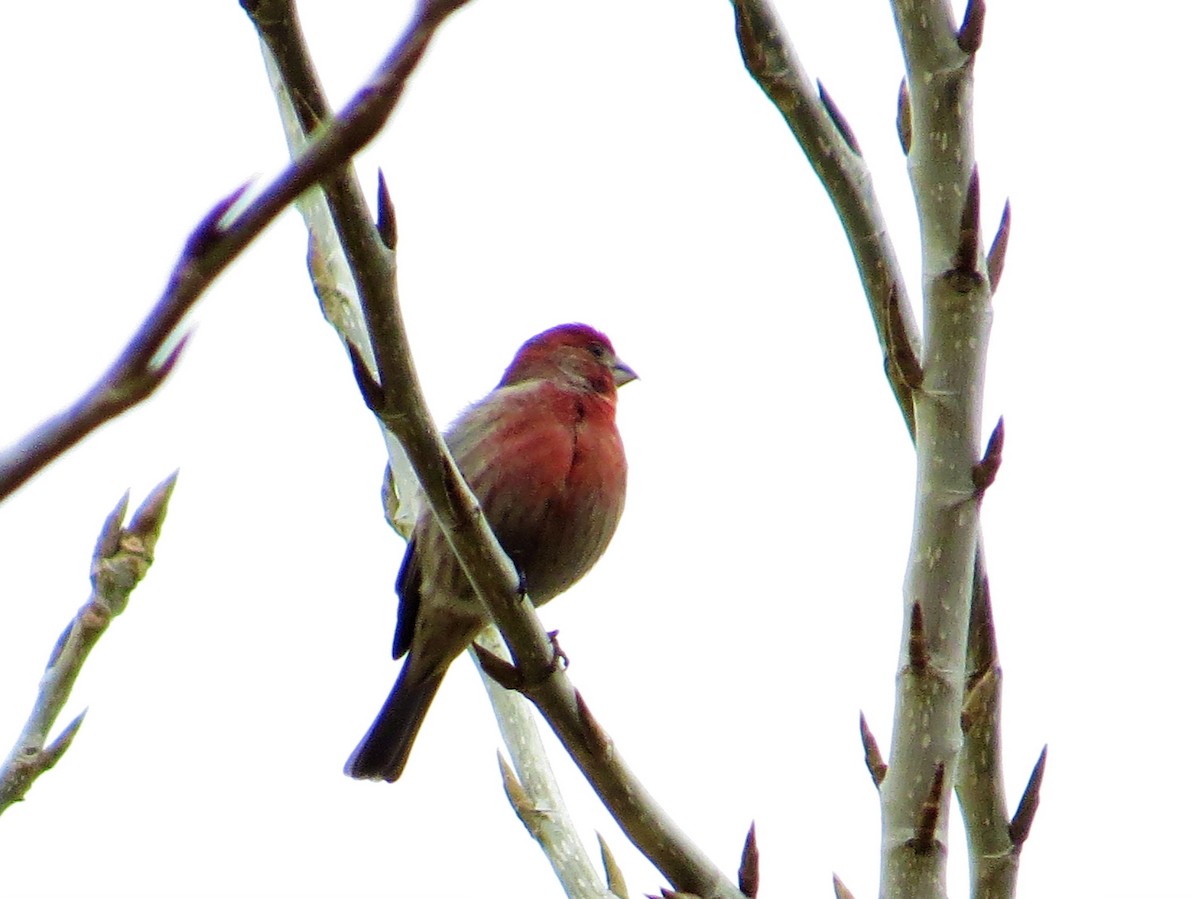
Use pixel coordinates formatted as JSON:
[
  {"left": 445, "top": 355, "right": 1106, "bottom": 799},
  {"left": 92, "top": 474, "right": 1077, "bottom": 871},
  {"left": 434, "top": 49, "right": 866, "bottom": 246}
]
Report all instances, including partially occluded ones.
[{"left": 501, "top": 323, "right": 637, "bottom": 396}]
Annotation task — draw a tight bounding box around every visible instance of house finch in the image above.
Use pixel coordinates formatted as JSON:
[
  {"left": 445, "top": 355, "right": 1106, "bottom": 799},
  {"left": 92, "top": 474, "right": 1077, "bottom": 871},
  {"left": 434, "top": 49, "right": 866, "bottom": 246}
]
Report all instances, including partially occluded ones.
[{"left": 345, "top": 323, "right": 636, "bottom": 782}]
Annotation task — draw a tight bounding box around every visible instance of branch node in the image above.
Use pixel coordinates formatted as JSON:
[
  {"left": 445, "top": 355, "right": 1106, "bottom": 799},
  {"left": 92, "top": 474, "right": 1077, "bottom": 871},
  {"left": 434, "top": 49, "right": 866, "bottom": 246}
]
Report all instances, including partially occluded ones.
[
  {"left": 972, "top": 416, "right": 1005, "bottom": 494},
  {"left": 1009, "top": 745, "right": 1048, "bottom": 848},
  {"left": 859, "top": 711, "right": 888, "bottom": 787}
]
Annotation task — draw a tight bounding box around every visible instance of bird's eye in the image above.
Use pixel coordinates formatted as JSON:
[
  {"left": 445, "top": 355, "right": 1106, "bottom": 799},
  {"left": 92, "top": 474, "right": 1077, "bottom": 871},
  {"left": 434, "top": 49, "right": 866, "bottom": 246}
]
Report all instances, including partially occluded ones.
[{"left": 586, "top": 342, "right": 606, "bottom": 359}]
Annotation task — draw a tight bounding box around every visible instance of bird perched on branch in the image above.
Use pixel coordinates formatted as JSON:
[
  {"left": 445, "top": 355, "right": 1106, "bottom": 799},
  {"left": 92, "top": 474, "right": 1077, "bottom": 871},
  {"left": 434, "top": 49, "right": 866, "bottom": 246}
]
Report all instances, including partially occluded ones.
[{"left": 346, "top": 323, "right": 636, "bottom": 782}]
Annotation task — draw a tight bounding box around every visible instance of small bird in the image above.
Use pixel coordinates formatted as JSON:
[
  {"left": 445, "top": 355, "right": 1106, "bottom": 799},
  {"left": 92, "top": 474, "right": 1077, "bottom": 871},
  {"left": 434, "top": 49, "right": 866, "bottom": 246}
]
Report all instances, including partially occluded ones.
[{"left": 346, "top": 323, "right": 636, "bottom": 782}]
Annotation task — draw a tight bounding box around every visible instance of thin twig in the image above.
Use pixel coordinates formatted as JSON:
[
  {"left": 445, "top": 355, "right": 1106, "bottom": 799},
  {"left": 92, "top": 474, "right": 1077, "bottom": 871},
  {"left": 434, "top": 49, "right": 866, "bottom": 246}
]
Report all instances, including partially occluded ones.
[
  {"left": 0, "top": 2, "right": 464, "bottom": 504},
  {"left": 0, "top": 474, "right": 177, "bottom": 812},
  {"left": 474, "top": 631, "right": 618, "bottom": 899},
  {"left": 730, "top": 0, "right": 920, "bottom": 437}
]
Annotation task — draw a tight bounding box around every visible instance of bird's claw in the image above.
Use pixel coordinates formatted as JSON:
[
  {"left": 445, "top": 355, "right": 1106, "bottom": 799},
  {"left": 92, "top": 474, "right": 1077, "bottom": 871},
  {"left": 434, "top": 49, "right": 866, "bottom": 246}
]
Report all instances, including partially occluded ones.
[{"left": 546, "top": 629, "right": 569, "bottom": 671}]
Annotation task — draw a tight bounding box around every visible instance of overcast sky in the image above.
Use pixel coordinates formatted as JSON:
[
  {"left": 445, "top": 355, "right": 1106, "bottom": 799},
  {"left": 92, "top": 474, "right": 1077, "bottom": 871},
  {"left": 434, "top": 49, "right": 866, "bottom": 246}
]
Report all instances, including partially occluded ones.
[{"left": 1, "top": 2, "right": 1196, "bottom": 897}]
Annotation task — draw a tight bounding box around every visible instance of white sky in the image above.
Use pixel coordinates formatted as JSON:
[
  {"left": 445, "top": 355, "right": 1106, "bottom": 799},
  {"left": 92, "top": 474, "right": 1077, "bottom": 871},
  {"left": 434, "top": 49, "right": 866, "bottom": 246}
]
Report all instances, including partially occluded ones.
[{"left": 1, "top": 2, "right": 1196, "bottom": 897}]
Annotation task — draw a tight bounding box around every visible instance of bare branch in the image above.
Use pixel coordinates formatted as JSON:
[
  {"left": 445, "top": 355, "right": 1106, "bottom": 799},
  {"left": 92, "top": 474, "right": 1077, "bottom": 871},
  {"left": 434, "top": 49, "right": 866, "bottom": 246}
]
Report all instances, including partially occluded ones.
[
  {"left": 1, "top": 0, "right": 470, "bottom": 504},
  {"left": 0, "top": 474, "right": 177, "bottom": 811},
  {"left": 730, "top": 0, "right": 919, "bottom": 437},
  {"left": 883, "top": 2, "right": 994, "bottom": 894}
]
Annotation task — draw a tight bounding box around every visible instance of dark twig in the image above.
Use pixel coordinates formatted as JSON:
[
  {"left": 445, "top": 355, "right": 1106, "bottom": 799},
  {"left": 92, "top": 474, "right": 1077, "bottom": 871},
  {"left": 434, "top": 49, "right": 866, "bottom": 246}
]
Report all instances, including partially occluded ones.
[
  {"left": 0, "top": 474, "right": 177, "bottom": 811},
  {"left": 859, "top": 712, "right": 888, "bottom": 788},
  {"left": 738, "top": 822, "right": 759, "bottom": 898},
  {"left": 1009, "top": 747, "right": 1047, "bottom": 848}
]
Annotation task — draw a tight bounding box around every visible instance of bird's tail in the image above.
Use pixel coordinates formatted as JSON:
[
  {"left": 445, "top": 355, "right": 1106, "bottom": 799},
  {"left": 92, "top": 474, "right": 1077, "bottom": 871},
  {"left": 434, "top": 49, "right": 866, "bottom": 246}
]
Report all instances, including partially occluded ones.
[{"left": 344, "top": 662, "right": 445, "bottom": 782}]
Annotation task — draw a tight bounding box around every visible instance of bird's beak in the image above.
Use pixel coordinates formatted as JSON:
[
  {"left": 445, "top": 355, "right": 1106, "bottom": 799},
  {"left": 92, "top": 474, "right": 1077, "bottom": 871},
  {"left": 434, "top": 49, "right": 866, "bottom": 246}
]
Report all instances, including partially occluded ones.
[{"left": 612, "top": 357, "right": 638, "bottom": 387}]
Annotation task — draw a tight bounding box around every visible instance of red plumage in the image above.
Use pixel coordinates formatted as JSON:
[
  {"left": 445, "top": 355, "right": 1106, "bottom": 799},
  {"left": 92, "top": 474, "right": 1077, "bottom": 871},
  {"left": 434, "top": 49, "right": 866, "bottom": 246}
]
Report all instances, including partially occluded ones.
[{"left": 346, "top": 323, "right": 635, "bottom": 782}]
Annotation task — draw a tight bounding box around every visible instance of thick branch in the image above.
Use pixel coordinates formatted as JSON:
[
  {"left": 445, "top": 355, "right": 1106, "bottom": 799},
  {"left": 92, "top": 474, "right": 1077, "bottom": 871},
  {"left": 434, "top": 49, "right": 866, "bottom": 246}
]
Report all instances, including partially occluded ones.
[
  {"left": 882, "top": 2, "right": 993, "bottom": 897},
  {"left": 0, "top": 474, "right": 177, "bottom": 811}
]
